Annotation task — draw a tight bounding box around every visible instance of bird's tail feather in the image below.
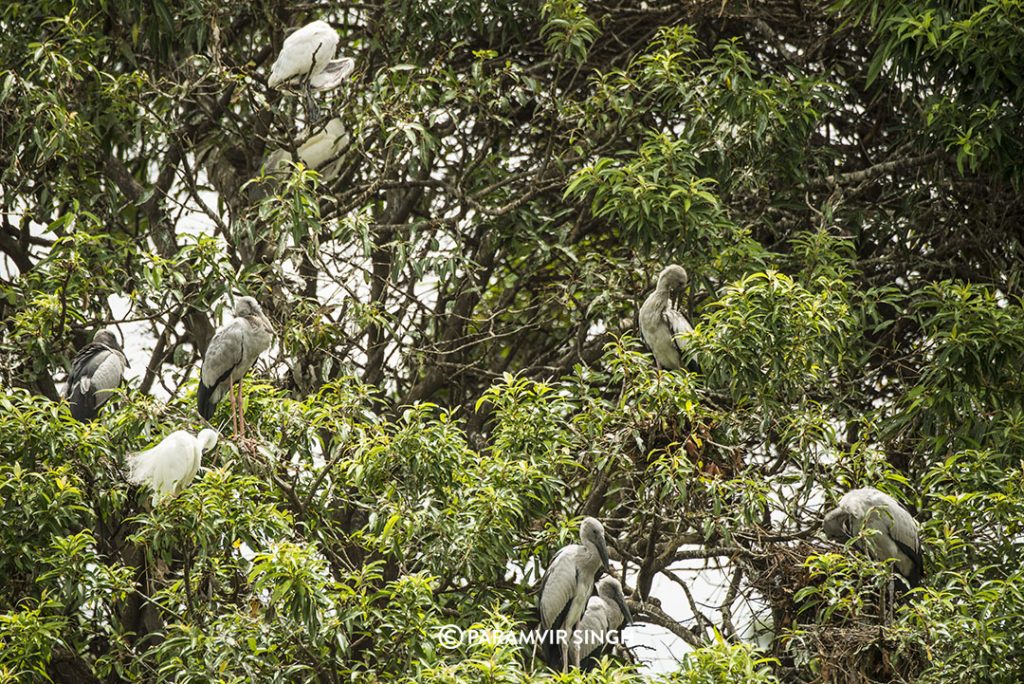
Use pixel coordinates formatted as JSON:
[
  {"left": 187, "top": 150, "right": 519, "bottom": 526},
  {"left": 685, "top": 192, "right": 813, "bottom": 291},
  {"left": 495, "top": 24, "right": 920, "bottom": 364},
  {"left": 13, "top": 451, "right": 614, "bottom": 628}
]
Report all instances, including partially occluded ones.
[
  {"left": 537, "top": 626, "right": 563, "bottom": 670},
  {"left": 197, "top": 382, "right": 215, "bottom": 420},
  {"left": 126, "top": 450, "right": 156, "bottom": 486},
  {"left": 67, "top": 387, "right": 96, "bottom": 422}
]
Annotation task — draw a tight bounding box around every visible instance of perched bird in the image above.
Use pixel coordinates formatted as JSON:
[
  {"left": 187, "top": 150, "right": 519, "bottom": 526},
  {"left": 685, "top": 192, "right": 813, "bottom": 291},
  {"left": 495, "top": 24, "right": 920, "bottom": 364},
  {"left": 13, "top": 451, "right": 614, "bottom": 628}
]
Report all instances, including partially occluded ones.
[
  {"left": 127, "top": 429, "right": 219, "bottom": 506},
  {"left": 268, "top": 20, "right": 354, "bottom": 124},
  {"left": 569, "top": 576, "right": 632, "bottom": 671},
  {"left": 639, "top": 265, "right": 695, "bottom": 371},
  {"left": 822, "top": 487, "right": 923, "bottom": 588},
  {"left": 536, "top": 517, "right": 612, "bottom": 671},
  {"left": 65, "top": 328, "right": 129, "bottom": 422},
  {"left": 197, "top": 296, "right": 274, "bottom": 438},
  {"left": 264, "top": 117, "right": 350, "bottom": 178},
  {"left": 297, "top": 117, "right": 349, "bottom": 170},
  {"left": 268, "top": 21, "right": 354, "bottom": 90}
]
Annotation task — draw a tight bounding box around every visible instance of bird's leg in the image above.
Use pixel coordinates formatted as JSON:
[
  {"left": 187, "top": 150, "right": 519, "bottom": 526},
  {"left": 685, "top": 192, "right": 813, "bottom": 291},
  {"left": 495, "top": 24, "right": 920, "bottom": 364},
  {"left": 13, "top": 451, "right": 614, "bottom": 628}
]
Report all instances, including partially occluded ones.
[
  {"left": 304, "top": 84, "right": 320, "bottom": 128},
  {"left": 237, "top": 380, "right": 247, "bottom": 440},
  {"left": 228, "top": 383, "right": 239, "bottom": 438},
  {"left": 879, "top": 575, "right": 891, "bottom": 626},
  {"left": 571, "top": 621, "right": 581, "bottom": 669}
]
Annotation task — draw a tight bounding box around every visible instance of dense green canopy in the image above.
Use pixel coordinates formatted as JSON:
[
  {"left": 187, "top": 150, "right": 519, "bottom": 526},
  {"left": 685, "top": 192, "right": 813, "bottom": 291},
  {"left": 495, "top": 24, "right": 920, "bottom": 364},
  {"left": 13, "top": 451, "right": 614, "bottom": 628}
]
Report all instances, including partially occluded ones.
[{"left": 2, "top": 0, "right": 1024, "bottom": 681}]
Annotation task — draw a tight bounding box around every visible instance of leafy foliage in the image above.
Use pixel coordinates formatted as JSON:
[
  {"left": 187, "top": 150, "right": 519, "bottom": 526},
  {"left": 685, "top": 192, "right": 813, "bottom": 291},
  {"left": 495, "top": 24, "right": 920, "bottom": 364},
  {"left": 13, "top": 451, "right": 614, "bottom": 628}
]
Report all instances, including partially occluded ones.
[{"left": 2, "top": 0, "right": 1024, "bottom": 682}]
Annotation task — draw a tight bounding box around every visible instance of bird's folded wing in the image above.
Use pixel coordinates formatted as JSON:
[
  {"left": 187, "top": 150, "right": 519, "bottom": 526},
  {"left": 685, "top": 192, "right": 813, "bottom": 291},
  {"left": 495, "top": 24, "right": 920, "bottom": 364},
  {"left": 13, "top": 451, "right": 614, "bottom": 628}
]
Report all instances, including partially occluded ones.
[
  {"left": 88, "top": 353, "right": 126, "bottom": 402},
  {"left": 663, "top": 307, "right": 693, "bottom": 351},
  {"left": 67, "top": 344, "right": 108, "bottom": 397},
  {"left": 201, "top": 322, "right": 245, "bottom": 387},
  {"left": 538, "top": 551, "right": 580, "bottom": 628},
  {"left": 887, "top": 508, "right": 923, "bottom": 571}
]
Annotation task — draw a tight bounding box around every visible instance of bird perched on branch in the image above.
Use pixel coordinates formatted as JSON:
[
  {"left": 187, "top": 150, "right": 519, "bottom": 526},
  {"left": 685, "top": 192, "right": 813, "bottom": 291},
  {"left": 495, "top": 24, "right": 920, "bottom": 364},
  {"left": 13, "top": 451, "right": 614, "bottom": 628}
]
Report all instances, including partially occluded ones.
[
  {"left": 639, "top": 265, "right": 696, "bottom": 372},
  {"left": 822, "top": 487, "right": 923, "bottom": 588},
  {"left": 65, "top": 328, "right": 129, "bottom": 422},
  {"left": 569, "top": 575, "right": 632, "bottom": 671},
  {"left": 197, "top": 296, "right": 273, "bottom": 439},
  {"left": 268, "top": 20, "right": 355, "bottom": 123},
  {"left": 264, "top": 117, "right": 350, "bottom": 181},
  {"left": 536, "top": 517, "right": 612, "bottom": 671},
  {"left": 127, "top": 429, "right": 218, "bottom": 506}
]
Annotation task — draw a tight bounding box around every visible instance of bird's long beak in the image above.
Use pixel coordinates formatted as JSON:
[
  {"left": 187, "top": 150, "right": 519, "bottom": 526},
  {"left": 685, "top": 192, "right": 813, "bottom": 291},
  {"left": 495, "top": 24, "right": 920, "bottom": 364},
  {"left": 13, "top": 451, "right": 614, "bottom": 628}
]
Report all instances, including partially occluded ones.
[
  {"left": 617, "top": 593, "right": 633, "bottom": 625},
  {"left": 598, "top": 538, "right": 611, "bottom": 572},
  {"left": 259, "top": 312, "right": 274, "bottom": 332}
]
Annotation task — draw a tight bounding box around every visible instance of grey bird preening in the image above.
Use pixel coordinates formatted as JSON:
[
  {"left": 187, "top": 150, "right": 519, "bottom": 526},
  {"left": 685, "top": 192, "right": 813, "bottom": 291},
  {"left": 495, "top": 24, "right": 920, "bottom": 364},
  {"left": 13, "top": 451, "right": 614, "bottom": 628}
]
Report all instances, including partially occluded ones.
[
  {"left": 639, "top": 265, "right": 695, "bottom": 371},
  {"left": 197, "top": 297, "right": 274, "bottom": 439},
  {"left": 822, "top": 487, "right": 923, "bottom": 588},
  {"left": 65, "top": 329, "right": 129, "bottom": 422},
  {"left": 568, "top": 575, "right": 632, "bottom": 671},
  {"left": 535, "top": 517, "right": 611, "bottom": 671}
]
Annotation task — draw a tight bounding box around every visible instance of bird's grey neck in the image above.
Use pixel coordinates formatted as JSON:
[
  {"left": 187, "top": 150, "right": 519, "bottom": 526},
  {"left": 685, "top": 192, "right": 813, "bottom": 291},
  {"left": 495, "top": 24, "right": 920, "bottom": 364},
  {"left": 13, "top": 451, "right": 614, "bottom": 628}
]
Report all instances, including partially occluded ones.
[
  {"left": 656, "top": 283, "right": 681, "bottom": 299},
  {"left": 605, "top": 600, "right": 623, "bottom": 625},
  {"left": 582, "top": 542, "right": 604, "bottom": 571}
]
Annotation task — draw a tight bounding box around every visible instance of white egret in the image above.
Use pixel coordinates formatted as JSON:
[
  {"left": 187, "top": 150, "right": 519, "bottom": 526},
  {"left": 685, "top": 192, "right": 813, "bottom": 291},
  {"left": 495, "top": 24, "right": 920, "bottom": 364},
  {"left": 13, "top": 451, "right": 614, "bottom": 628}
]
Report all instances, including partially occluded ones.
[
  {"left": 297, "top": 117, "right": 349, "bottom": 170},
  {"left": 268, "top": 20, "right": 355, "bottom": 123},
  {"left": 127, "top": 429, "right": 219, "bottom": 506},
  {"left": 263, "top": 118, "right": 349, "bottom": 185}
]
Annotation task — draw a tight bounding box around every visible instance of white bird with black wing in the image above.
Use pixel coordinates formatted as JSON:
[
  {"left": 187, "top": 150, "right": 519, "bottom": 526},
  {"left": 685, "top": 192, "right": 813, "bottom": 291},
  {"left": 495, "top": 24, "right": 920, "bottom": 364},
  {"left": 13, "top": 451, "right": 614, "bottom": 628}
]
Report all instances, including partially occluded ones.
[
  {"left": 822, "top": 487, "right": 923, "bottom": 588},
  {"left": 65, "top": 328, "right": 129, "bottom": 422},
  {"left": 568, "top": 575, "right": 632, "bottom": 671},
  {"left": 268, "top": 20, "right": 355, "bottom": 123},
  {"left": 268, "top": 21, "right": 354, "bottom": 91},
  {"left": 127, "top": 429, "right": 219, "bottom": 506},
  {"left": 197, "top": 296, "right": 274, "bottom": 438},
  {"left": 639, "top": 265, "right": 695, "bottom": 371},
  {"left": 536, "top": 517, "right": 612, "bottom": 671}
]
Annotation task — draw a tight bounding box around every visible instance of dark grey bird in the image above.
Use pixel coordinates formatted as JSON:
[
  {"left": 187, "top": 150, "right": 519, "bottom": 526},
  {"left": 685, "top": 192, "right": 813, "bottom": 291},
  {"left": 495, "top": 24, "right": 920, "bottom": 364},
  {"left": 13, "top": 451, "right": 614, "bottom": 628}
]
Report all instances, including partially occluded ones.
[
  {"left": 823, "top": 487, "right": 923, "bottom": 588},
  {"left": 536, "top": 517, "right": 611, "bottom": 671},
  {"left": 65, "top": 329, "right": 129, "bottom": 422},
  {"left": 569, "top": 575, "right": 632, "bottom": 671},
  {"left": 639, "top": 265, "right": 695, "bottom": 371},
  {"left": 197, "top": 297, "right": 274, "bottom": 438}
]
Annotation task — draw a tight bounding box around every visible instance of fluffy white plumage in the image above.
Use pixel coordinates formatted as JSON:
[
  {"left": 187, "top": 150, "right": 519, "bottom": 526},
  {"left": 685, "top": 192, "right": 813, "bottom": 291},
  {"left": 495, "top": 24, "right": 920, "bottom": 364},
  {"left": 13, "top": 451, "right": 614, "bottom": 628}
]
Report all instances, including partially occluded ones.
[
  {"left": 267, "top": 21, "right": 354, "bottom": 92},
  {"left": 127, "top": 429, "right": 219, "bottom": 505},
  {"left": 263, "top": 118, "right": 350, "bottom": 183}
]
